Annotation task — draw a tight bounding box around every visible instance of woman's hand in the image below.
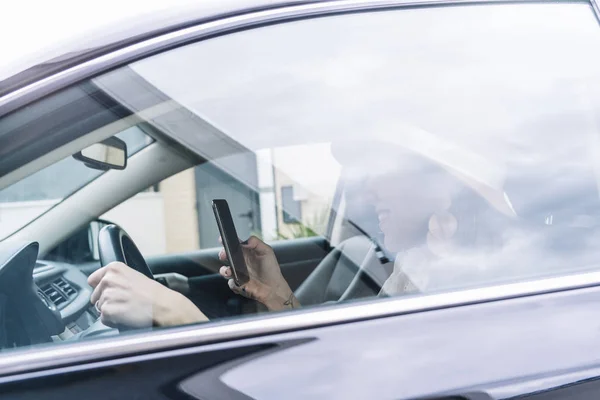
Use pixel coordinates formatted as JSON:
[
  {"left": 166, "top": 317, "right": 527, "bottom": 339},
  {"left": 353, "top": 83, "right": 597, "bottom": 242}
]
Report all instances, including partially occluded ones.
[
  {"left": 218, "top": 236, "right": 300, "bottom": 311},
  {"left": 88, "top": 262, "right": 208, "bottom": 328}
]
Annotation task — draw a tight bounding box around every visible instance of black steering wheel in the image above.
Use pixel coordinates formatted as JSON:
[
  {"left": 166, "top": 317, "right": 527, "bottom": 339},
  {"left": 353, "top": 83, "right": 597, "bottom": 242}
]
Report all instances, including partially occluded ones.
[{"left": 98, "top": 225, "right": 154, "bottom": 279}]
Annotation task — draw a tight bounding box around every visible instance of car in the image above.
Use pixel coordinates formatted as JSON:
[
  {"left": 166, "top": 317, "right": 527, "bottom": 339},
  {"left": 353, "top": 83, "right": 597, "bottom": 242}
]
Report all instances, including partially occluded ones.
[{"left": 2, "top": 0, "right": 600, "bottom": 398}]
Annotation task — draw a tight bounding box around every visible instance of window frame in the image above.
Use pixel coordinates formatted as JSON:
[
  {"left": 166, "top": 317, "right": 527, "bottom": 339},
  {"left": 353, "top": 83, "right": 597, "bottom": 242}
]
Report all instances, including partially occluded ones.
[{"left": 1, "top": 0, "right": 600, "bottom": 378}]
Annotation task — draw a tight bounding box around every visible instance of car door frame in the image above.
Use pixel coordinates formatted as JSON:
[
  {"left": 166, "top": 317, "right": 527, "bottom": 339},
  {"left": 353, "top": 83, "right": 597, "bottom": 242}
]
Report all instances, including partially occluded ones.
[{"left": 1, "top": 0, "right": 600, "bottom": 391}]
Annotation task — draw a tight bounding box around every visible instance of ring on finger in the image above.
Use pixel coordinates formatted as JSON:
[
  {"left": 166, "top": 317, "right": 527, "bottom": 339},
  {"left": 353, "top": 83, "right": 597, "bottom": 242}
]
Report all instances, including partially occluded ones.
[{"left": 95, "top": 300, "right": 102, "bottom": 313}]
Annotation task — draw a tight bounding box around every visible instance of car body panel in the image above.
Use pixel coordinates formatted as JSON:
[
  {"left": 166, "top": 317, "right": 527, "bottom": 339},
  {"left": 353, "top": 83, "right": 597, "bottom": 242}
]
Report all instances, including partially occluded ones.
[{"left": 3, "top": 284, "right": 600, "bottom": 399}]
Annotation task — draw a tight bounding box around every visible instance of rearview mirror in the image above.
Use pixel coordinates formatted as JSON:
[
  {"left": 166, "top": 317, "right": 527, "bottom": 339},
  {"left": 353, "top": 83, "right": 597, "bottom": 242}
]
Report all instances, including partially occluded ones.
[{"left": 73, "top": 137, "right": 127, "bottom": 171}]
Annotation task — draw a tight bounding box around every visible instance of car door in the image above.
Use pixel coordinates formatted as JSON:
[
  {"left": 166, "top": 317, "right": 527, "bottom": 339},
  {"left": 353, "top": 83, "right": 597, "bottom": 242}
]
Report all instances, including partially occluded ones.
[{"left": 2, "top": 1, "right": 600, "bottom": 400}]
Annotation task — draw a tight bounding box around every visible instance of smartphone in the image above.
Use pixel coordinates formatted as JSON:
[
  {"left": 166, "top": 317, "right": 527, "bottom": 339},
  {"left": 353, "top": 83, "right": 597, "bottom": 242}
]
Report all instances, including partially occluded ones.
[{"left": 212, "top": 199, "right": 250, "bottom": 286}]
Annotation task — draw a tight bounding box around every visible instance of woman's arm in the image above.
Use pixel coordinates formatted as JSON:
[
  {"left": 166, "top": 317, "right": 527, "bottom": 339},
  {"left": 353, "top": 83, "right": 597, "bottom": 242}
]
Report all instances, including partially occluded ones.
[{"left": 88, "top": 263, "right": 208, "bottom": 328}]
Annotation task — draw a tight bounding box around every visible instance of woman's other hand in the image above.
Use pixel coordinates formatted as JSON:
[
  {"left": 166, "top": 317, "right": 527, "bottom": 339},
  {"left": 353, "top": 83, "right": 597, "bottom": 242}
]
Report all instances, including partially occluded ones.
[
  {"left": 218, "top": 236, "right": 300, "bottom": 311},
  {"left": 88, "top": 262, "right": 208, "bottom": 328}
]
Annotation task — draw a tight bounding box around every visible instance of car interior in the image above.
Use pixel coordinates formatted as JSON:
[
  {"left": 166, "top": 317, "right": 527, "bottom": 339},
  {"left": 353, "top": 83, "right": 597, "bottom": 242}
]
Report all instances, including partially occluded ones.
[{"left": 2, "top": 73, "right": 600, "bottom": 350}]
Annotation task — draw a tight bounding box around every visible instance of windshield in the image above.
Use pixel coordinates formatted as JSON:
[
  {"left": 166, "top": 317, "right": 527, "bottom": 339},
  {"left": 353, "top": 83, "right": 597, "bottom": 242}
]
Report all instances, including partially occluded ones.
[{"left": 0, "top": 126, "right": 152, "bottom": 241}]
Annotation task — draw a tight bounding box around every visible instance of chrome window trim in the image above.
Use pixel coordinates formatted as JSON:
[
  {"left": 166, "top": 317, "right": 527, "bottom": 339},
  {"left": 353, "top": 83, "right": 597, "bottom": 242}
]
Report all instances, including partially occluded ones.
[
  {"left": 0, "top": 0, "right": 594, "bottom": 117},
  {"left": 2, "top": 270, "right": 600, "bottom": 377},
  {"left": 592, "top": 0, "right": 600, "bottom": 20},
  {"left": 0, "top": 0, "right": 599, "bottom": 378}
]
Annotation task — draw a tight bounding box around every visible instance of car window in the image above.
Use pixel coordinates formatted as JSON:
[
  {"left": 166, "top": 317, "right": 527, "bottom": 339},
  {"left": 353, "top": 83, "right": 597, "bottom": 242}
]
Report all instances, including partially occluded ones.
[
  {"left": 0, "top": 2, "right": 600, "bottom": 353},
  {"left": 0, "top": 127, "right": 153, "bottom": 241},
  {"left": 120, "top": 2, "right": 600, "bottom": 292}
]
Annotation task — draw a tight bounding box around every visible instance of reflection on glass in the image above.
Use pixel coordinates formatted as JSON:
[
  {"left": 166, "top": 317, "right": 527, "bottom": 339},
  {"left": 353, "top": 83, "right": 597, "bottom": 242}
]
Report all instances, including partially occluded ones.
[{"left": 124, "top": 3, "right": 600, "bottom": 292}]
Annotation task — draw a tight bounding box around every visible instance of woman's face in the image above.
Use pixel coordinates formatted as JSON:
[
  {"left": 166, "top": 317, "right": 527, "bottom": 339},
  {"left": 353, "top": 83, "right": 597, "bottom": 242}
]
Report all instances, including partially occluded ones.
[{"left": 364, "top": 161, "right": 454, "bottom": 252}]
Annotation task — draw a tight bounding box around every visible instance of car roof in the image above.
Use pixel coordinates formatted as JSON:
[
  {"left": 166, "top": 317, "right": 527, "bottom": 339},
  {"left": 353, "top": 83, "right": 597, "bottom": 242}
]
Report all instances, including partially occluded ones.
[{"left": 0, "top": 0, "right": 319, "bottom": 97}]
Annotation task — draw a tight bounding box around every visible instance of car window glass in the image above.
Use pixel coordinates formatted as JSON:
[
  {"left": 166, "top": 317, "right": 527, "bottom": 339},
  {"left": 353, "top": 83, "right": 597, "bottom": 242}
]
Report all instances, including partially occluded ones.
[{"left": 121, "top": 2, "right": 600, "bottom": 292}]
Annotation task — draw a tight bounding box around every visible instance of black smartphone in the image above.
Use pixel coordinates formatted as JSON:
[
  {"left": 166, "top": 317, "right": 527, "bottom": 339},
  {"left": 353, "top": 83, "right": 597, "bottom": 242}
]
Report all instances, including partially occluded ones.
[{"left": 212, "top": 199, "right": 250, "bottom": 286}]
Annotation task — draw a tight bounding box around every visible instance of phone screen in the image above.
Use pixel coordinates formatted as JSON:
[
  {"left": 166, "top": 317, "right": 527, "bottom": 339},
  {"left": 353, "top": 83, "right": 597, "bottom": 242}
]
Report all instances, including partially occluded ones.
[{"left": 212, "top": 199, "right": 250, "bottom": 285}]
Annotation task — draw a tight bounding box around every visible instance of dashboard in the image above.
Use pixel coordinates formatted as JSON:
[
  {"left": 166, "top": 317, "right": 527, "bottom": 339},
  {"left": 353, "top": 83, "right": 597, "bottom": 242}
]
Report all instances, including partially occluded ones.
[
  {"left": 0, "top": 241, "right": 180, "bottom": 347},
  {"left": 34, "top": 260, "right": 111, "bottom": 340}
]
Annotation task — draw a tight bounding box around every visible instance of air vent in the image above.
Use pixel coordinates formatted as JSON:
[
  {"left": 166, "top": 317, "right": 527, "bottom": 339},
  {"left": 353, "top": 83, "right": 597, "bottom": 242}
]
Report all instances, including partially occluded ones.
[
  {"left": 40, "top": 284, "right": 67, "bottom": 306},
  {"left": 53, "top": 278, "right": 77, "bottom": 297},
  {"left": 38, "top": 278, "right": 77, "bottom": 308}
]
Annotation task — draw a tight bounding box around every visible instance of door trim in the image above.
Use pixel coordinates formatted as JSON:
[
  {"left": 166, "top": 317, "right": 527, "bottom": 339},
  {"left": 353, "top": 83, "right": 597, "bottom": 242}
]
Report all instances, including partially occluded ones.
[{"left": 592, "top": 0, "right": 600, "bottom": 20}]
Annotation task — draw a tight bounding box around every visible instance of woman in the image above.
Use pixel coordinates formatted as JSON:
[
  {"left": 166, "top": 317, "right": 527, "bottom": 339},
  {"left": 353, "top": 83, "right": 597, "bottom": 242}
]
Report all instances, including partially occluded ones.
[{"left": 88, "top": 144, "right": 515, "bottom": 328}]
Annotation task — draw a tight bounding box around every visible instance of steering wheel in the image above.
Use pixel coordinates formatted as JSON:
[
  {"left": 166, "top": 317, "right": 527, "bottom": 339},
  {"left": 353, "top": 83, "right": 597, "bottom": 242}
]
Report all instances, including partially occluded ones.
[{"left": 98, "top": 225, "right": 154, "bottom": 279}]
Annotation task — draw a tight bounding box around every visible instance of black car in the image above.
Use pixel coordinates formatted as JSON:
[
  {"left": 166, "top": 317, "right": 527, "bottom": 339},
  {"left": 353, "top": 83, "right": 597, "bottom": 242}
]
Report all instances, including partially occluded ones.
[{"left": 2, "top": 0, "right": 600, "bottom": 399}]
